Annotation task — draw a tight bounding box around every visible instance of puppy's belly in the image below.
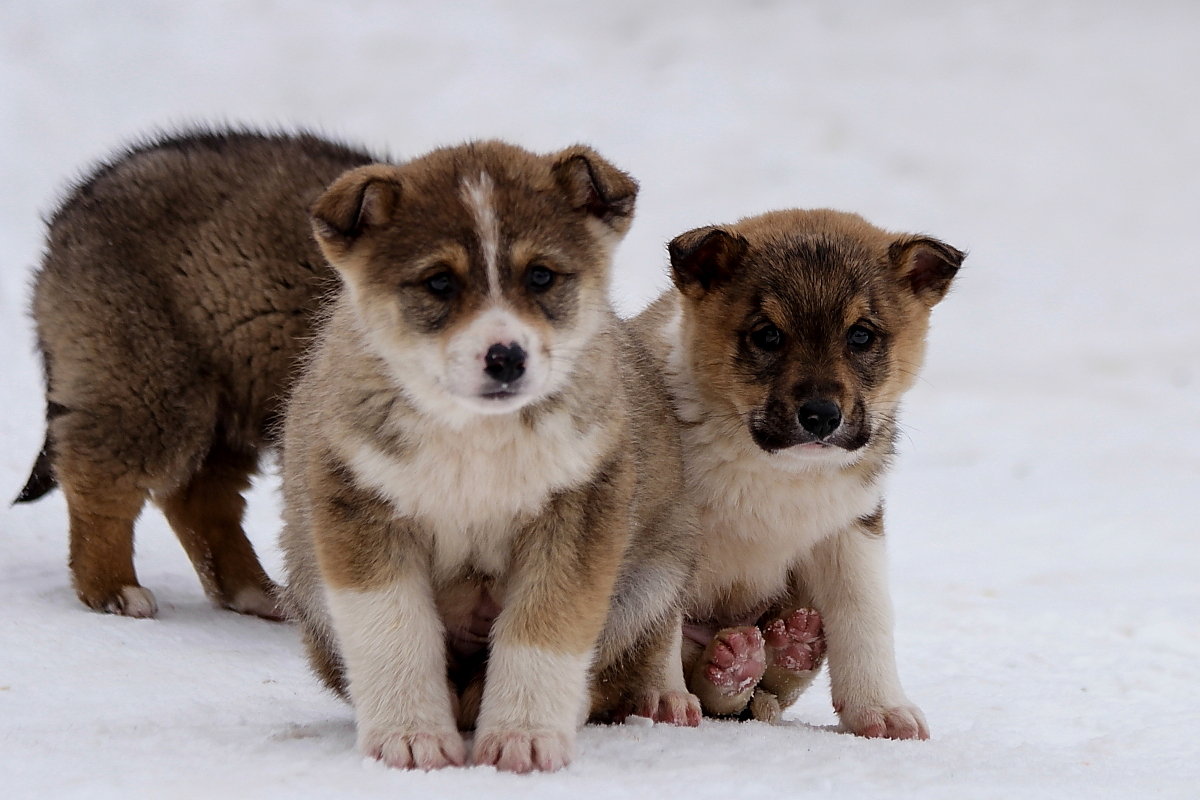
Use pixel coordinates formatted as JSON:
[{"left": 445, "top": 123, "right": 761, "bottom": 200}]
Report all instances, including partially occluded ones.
[
  {"left": 685, "top": 460, "right": 883, "bottom": 619},
  {"left": 687, "top": 522, "right": 798, "bottom": 620},
  {"left": 437, "top": 579, "right": 504, "bottom": 660},
  {"left": 685, "top": 502, "right": 841, "bottom": 620}
]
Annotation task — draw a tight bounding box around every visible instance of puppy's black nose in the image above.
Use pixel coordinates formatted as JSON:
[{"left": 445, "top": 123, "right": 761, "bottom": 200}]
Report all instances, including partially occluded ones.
[
  {"left": 484, "top": 342, "right": 526, "bottom": 384},
  {"left": 797, "top": 399, "right": 841, "bottom": 438}
]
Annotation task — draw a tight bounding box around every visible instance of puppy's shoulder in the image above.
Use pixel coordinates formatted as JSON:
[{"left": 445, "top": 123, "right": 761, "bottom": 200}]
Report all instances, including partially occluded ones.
[{"left": 628, "top": 291, "right": 682, "bottom": 368}]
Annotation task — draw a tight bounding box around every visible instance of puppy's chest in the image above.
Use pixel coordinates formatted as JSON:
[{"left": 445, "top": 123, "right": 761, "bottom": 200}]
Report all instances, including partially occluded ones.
[
  {"left": 686, "top": 433, "right": 882, "bottom": 609},
  {"left": 342, "top": 408, "right": 606, "bottom": 575}
]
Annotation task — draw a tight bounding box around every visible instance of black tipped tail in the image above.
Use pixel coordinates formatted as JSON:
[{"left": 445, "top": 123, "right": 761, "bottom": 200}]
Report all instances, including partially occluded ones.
[{"left": 14, "top": 434, "right": 56, "bottom": 503}]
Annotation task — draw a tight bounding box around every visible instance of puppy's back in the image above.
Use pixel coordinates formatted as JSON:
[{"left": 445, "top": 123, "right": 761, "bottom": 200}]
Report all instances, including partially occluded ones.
[{"left": 32, "top": 129, "right": 375, "bottom": 479}]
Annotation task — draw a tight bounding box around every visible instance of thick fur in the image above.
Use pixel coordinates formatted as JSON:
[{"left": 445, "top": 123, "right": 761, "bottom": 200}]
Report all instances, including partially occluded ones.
[
  {"left": 18, "top": 128, "right": 376, "bottom": 618},
  {"left": 633, "top": 209, "right": 963, "bottom": 738},
  {"left": 279, "top": 141, "right": 698, "bottom": 773}
]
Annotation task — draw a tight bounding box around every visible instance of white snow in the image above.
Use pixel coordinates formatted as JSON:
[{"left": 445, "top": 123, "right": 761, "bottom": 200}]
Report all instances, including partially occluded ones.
[{"left": 2, "top": 2, "right": 1197, "bottom": 797}]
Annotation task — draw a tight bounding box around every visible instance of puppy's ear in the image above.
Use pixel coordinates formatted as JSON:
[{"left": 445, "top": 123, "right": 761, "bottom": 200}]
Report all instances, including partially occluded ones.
[
  {"left": 551, "top": 146, "right": 638, "bottom": 233},
  {"left": 668, "top": 226, "right": 749, "bottom": 295},
  {"left": 889, "top": 235, "right": 964, "bottom": 306},
  {"left": 311, "top": 164, "right": 402, "bottom": 255}
]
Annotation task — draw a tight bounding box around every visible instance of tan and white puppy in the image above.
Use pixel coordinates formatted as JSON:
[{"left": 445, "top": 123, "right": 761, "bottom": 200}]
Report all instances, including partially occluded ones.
[
  {"left": 634, "top": 209, "right": 963, "bottom": 738},
  {"left": 280, "top": 141, "right": 698, "bottom": 774}
]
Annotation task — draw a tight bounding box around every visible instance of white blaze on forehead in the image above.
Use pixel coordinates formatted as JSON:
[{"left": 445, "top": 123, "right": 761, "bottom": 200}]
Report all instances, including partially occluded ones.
[{"left": 461, "top": 172, "right": 501, "bottom": 298}]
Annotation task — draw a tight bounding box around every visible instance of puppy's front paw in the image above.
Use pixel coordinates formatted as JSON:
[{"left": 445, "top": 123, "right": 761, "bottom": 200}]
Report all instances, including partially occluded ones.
[
  {"left": 837, "top": 701, "right": 929, "bottom": 740},
  {"left": 633, "top": 690, "right": 702, "bottom": 727},
  {"left": 224, "top": 584, "right": 287, "bottom": 621},
  {"left": 473, "top": 729, "right": 572, "bottom": 773},
  {"left": 360, "top": 728, "right": 466, "bottom": 770}
]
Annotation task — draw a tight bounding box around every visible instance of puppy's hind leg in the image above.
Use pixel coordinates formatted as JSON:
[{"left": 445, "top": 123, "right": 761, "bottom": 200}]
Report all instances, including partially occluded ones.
[
  {"left": 687, "top": 626, "right": 767, "bottom": 717},
  {"left": 758, "top": 607, "right": 826, "bottom": 710},
  {"left": 49, "top": 405, "right": 156, "bottom": 617},
  {"left": 160, "top": 445, "right": 283, "bottom": 620},
  {"left": 64, "top": 478, "right": 155, "bottom": 618}
]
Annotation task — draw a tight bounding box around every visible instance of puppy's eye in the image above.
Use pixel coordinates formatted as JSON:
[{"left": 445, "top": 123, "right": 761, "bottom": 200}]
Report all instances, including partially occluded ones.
[
  {"left": 847, "top": 325, "right": 875, "bottom": 350},
  {"left": 750, "top": 324, "right": 784, "bottom": 351},
  {"left": 526, "top": 265, "right": 556, "bottom": 292},
  {"left": 426, "top": 271, "right": 456, "bottom": 297}
]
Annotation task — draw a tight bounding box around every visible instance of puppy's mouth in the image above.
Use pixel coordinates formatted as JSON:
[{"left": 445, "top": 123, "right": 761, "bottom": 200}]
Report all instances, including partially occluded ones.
[
  {"left": 444, "top": 375, "right": 546, "bottom": 416},
  {"left": 479, "top": 387, "right": 520, "bottom": 401},
  {"left": 750, "top": 429, "right": 847, "bottom": 455}
]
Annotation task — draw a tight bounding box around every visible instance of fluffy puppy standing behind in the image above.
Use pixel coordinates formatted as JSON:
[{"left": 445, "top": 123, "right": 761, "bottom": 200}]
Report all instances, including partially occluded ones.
[
  {"left": 15, "top": 129, "right": 375, "bottom": 619},
  {"left": 280, "top": 141, "right": 698, "bottom": 773},
  {"left": 634, "top": 210, "right": 963, "bottom": 737}
]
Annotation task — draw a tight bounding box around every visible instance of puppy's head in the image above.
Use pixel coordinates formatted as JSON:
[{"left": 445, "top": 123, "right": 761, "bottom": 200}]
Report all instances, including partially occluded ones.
[
  {"left": 312, "top": 141, "right": 636, "bottom": 421},
  {"left": 670, "top": 209, "right": 962, "bottom": 467}
]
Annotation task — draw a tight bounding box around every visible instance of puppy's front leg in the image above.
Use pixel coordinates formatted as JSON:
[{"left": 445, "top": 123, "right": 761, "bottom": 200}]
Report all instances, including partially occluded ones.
[
  {"left": 474, "top": 484, "right": 628, "bottom": 773},
  {"left": 801, "top": 513, "right": 929, "bottom": 740},
  {"left": 311, "top": 489, "right": 463, "bottom": 769}
]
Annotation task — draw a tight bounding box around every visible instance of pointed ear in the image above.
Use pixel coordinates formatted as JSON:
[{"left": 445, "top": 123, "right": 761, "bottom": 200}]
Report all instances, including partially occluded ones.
[
  {"left": 668, "top": 226, "right": 749, "bottom": 295},
  {"left": 889, "top": 235, "right": 964, "bottom": 306},
  {"left": 551, "top": 146, "right": 638, "bottom": 233},
  {"left": 310, "top": 164, "right": 402, "bottom": 254}
]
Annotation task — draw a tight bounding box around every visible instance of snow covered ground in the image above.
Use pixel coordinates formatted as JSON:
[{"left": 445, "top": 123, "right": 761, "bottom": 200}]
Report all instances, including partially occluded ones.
[{"left": 2, "top": 2, "right": 1198, "bottom": 797}]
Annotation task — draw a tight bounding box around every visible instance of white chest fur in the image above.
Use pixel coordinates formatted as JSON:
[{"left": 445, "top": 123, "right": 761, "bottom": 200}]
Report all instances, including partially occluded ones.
[
  {"left": 342, "top": 407, "right": 608, "bottom": 577},
  {"left": 682, "top": 417, "right": 883, "bottom": 612}
]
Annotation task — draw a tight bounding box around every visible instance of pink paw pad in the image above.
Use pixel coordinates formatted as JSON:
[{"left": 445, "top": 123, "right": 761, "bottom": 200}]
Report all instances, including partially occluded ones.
[
  {"left": 703, "top": 626, "right": 766, "bottom": 695},
  {"left": 763, "top": 608, "right": 825, "bottom": 673}
]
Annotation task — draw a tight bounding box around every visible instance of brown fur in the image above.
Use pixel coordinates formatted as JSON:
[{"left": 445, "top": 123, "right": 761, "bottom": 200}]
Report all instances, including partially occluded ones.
[
  {"left": 279, "top": 141, "right": 697, "bottom": 770},
  {"left": 19, "top": 128, "right": 376, "bottom": 618},
  {"left": 634, "top": 209, "right": 962, "bottom": 732}
]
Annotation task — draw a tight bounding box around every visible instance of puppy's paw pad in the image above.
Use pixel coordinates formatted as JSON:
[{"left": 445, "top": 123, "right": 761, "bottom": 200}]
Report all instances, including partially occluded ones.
[
  {"left": 90, "top": 585, "right": 157, "bottom": 618},
  {"left": 361, "top": 729, "right": 465, "bottom": 770},
  {"left": 473, "top": 730, "right": 571, "bottom": 773},
  {"left": 225, "top": 585, "right": 287, "bottom": 621},
  {"left": 702, "top": 626, "right": 766, "bottom": 696},
  {"left": 763, "top": 608, "right": 825, "bottom": 673},
  {"left": 839, "top": 702, "right": 929, "bottom": 741},
  {"left": 635, "top": 691, "right": 702, "bottom": 727}
]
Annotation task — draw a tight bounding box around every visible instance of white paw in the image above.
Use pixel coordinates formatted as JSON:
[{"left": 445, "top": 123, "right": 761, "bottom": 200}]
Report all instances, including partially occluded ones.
[
  {"left": 103, "top": 586, "right": 158, "bottom": 618},
  {"left": 359, "top": 728, "right": 466, "bottom": 770},
  {"left": 473, "top": 729, "right": 572, "bottom": 773},
  {"left": 838, "top": 701, "right": 929, "bottom": 740},
  {"left": 226, "top": 585, "right": 286, "bottom": 621}
]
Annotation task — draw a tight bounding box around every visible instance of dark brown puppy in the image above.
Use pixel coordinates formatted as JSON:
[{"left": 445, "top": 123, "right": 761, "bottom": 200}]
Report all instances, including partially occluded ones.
[{"left": 16, "top": 129, "right": 374, "bottom": 619}]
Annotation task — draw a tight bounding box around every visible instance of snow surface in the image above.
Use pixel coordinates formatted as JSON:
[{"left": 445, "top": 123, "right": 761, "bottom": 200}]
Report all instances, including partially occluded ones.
[{"left": 2, "top": 2, "right": 1198, "bottom": 797}]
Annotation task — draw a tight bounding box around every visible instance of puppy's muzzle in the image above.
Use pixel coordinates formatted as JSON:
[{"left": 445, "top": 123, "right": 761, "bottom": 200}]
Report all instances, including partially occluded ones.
[{"left": 797, "top": 398, "right": 842, "bottom": 439}]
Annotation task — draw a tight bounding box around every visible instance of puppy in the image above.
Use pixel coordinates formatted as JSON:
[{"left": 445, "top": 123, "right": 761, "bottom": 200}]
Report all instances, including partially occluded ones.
[
  {"left": 15, "top": 128, "right": 376, "bottom": 619},
  {"left": 279, "top": 141, "right": 698, "bottom": 773},
  {"left": 634, "top": 209, "right": 963, "bottom": 737}
]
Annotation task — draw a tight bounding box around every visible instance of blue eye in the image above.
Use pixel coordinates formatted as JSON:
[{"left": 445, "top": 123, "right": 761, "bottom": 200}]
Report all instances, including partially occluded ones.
[
  {"left": 751, "top": 324, "right": 783, "bottom": 351},
  {"left": 847, "top": 325, "right": 874, "bottom": 349},
  {"left": 426, "top": 272, "right": 455, "bottom": 297},
  {"left": 527, "top": 265, "right": 556, "bottom": 291}
]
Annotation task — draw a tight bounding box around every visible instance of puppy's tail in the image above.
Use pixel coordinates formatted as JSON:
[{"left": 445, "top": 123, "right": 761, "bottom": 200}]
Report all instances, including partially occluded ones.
[{"left": 14, "top": 431, "right": 56, "bottom": 504}]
